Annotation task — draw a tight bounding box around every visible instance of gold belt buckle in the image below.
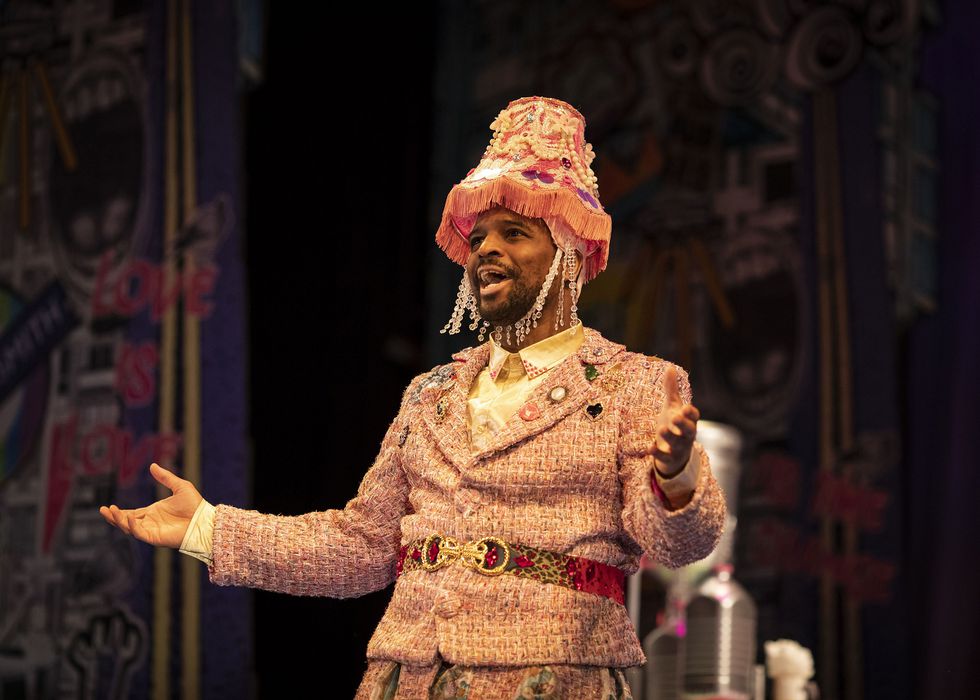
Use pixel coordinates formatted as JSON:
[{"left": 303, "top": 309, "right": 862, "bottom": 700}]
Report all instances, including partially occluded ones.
[{"left": 419, "top": 534, "right": 511, "bottom": 576}]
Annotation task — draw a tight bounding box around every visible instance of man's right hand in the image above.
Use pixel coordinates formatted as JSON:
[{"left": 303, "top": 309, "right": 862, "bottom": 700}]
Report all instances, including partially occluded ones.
[{"left": 99, "top": 463, "right": 203, "bottom": 549}]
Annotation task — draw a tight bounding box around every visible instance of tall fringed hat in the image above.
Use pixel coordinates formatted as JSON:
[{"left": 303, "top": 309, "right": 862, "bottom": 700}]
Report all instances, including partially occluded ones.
[{"left": 435, "top": 96, "right": 610, "bottom": 283}]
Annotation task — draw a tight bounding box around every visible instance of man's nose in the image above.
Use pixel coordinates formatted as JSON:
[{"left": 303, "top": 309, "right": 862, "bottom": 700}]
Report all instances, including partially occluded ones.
[{"left": 474, "top": 230, "right": 505, "bottom": 256}]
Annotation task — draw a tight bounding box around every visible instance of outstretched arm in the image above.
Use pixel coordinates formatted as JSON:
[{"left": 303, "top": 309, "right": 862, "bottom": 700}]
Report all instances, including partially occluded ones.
[
  {"left": 206, "top": 415, "right": 411, "bottom": 598},
  {"left": 101, "top": 423, "right": 410, "bottom": 598},
  {"left": 618, "top": 361, "right": 727, "bottom": 569},
  {"left": 101, "top": 377, "right": 421, "bottom": 599}
]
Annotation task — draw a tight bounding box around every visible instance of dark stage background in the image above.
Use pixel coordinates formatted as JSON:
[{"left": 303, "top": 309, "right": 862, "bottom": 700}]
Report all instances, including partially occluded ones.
[{"left": 244, "top": 5, "right": 437, "bottom": 698}]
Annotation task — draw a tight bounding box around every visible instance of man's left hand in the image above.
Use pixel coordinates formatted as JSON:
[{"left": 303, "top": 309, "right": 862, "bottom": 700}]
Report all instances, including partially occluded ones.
[{"left": 652, "top": 365, "right": 700, "bottom": 477}]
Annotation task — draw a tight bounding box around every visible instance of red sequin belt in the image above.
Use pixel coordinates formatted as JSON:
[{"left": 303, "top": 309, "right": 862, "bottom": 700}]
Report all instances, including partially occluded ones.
[{"left": 396, "top": 534, "right": 626, "bottom": 605}]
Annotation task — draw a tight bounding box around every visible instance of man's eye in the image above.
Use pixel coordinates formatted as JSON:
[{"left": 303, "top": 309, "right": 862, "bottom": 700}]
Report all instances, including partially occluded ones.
[
  {"left": 470, "top": 236, "right": 484, "bottom": 249},
  {"left": 507, "top": 228, "right": 524, "bottom": 238}
]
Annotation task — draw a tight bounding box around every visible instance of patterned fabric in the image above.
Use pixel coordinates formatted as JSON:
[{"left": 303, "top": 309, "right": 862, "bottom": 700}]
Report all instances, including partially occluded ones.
[
  {"left": 207, "top": 327, "right": 727, "bottom": 667},
  {"left": 397, "top": 534, "right": 626, "bottom": 605},
  {"left": 354, "top": 659, "right": 633, "bottom": 700}
]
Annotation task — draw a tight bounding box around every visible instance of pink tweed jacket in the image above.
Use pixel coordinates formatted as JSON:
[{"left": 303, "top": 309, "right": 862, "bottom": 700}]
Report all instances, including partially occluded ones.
[{"left": 208, "top": 327, "right": 726, "bottom": 667}]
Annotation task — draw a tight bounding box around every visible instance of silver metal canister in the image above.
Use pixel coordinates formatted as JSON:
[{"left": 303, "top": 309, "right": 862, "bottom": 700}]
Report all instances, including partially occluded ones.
[{"left": 682, "top": 565, "right": 757, "bottom": 700}]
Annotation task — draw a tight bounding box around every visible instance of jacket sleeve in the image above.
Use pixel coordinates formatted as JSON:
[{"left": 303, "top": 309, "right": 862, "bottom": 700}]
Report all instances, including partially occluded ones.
[
  {"left": 617, "top": 359, "right": 727, "bottom": 569},
  {"left": 207, "top": 377, "right": 421, "bottom": 598}
]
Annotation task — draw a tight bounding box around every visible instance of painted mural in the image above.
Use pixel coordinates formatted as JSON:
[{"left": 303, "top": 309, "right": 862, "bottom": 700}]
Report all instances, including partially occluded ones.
[{"left": 0, "top": 1, "right": 248, "bottom": 698}]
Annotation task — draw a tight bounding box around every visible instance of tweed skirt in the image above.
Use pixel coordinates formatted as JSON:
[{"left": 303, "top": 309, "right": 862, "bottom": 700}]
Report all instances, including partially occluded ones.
[{"left": 354, "top": 658, "right": 633, "bottom": 700}]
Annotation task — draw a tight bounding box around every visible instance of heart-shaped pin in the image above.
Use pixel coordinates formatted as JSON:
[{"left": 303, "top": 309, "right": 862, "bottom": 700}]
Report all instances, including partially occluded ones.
[{"left": 585, "top": 401, "right": 604, "bottom": 420}]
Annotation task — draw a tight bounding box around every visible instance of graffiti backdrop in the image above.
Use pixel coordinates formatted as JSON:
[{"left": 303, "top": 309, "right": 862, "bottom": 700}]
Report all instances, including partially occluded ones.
[{"left": 0, "top": 1, "right": 249, "bottom": 698}]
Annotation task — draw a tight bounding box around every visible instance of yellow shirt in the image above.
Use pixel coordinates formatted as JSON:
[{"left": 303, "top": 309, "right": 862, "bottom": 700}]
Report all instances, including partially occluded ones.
[
  {"left": 468, "top": 322, "right": 586, "bottom": 452},
  {"left": 178, "top": 323, "right": 698, "bottom": 564}
]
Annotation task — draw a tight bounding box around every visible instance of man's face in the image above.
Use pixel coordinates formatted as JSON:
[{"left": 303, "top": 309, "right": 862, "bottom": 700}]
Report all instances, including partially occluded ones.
[{"left": 465, "top": 206, "right": 558, "bottom": 326}]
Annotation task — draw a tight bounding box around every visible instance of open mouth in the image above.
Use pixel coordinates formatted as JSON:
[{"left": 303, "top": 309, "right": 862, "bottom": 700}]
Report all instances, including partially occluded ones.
[{"left": 477, "top": 268, "right": 511, "bottom": 295}]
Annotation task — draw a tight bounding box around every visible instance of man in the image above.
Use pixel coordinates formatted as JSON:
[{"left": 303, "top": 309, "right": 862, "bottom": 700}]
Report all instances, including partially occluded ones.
[{"left": 101, "top": 97, "right": 726, "bottom": 698}]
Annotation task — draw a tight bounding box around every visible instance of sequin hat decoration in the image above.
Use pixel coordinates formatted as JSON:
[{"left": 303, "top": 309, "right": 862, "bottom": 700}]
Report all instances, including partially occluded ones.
[{"left": 435, "top": 96, "right": 611, "bottom": 283}]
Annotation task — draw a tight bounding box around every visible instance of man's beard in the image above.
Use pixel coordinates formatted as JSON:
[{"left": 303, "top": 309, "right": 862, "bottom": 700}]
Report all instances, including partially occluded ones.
[{"left": 474, "top": 273, "right": 540, "bottom": 326}]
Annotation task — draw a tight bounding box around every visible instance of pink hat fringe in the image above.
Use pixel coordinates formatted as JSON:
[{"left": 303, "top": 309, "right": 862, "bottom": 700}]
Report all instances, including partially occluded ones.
[{"left": 436, "top": 178, "right": 610, "bottom": 282}]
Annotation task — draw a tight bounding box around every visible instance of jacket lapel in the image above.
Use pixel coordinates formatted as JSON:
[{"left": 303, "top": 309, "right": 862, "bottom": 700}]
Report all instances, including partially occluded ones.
[
  {"left": 418, "top": 343, "right": 489, "bottom": 471},
  {"left": 470, "top": 328, "right": 626, "bottom": 461},
  {"left": 418, "top": 329, "right": 627, "bottom": 469}
]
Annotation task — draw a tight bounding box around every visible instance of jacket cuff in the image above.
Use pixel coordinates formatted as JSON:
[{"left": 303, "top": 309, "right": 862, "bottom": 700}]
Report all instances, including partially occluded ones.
[
  {"left": 650, "top": 444, "right": 701, "bottom": 510},
  {"left": 179, "top": 499, "right": 216, "bottom": 566}
]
